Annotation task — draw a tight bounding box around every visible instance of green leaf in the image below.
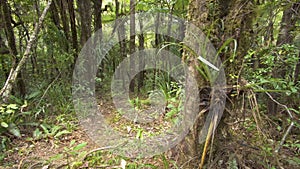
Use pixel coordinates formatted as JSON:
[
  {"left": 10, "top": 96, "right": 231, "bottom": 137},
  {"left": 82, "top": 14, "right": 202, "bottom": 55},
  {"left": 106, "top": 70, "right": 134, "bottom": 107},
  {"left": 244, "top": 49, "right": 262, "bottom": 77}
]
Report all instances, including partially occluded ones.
[
  {"left": 102, "top": 14, "right": 115, "bottom": 23},
  {"left": 54, "top": 130, "right": 71, "bottom": 138},
  {"left": 26, "top": 91, "right": 41, "bottom": 100},
  {"left": 6, "top": 109, "right": 14, "bottom": 114},
  {"left": 33, "top": 128, "right": 43, "bottom": 139},
  {"left": 7, "top": 104, "right": 18, "bottom": 110},
  {"left": 40, "top": 124, "right": 50, "bottom": 134},
  {"left": 50, "top": 125, "right": 61, "bottom": 135},
  {"left": 0, "top": 106, "right": 5, "bottom": 113},
  {"left": 1, "top": 122, "right": 8, "bottom": 128},
  {"left": 73, "top": 142, "right": 87, "bottom": 151},
  {"left": 166, "top": 109, "right": 178, "bottom": 118},
  {"left": 291, "top": 87, "right": 298, "bottom": 93},
  {"left": 167, "top": 104, "right": 175, "bottom": 109},
  {"left": 287, "top": 157, "right": 300, "bottom": 165},
  {"left": 77, "top": 151, "right": 88, "bottom": 160},
  {"left": 8, "top": 123, "right": 21, "bottom": 137},
  {"left": 169, "top": 98, "right": 176, "bottom": 102},
  {"left": 49, "top": 153, "right": 63, "bottom": 162},
  {"left": 70, "top": 140, "right": 76, "bottom": 146},
  {"left": 21, "top": 100, "right": 28, "bottom": 109}
]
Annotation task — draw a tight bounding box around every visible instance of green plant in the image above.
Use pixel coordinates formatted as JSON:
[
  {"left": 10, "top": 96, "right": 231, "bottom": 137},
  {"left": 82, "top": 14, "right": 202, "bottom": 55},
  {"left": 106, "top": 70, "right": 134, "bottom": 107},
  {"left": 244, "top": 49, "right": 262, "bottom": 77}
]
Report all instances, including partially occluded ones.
[
  {"left": 244, "top": 44, "right": 299, "bottom": 95},
  {"left": 164, "top": 82, "right": 184, "bottom": 123},
  {"left": 161, "top": 154, "right": 169, "bottom": 169},
  {"left": 48, "top": 140, "right": 88, "bottom": 167},
  {"left": 32, "top": 123, "right": 71, "bottom": 140},
  {"left": 0, "top": 102, "right": 29, "bottom": 138},
  {"left": 135, "top": 127, "right": 144, "bottom": 140},
  {"left": 129, "top": 97, "right": 142, "bottom": 110}
]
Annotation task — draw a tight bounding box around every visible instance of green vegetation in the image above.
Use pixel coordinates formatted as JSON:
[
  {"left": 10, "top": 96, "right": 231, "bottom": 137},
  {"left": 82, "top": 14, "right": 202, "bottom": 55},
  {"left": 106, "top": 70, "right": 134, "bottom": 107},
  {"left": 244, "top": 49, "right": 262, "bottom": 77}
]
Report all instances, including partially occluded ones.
[{"left": 0, "top": 0, "right": 299, "bottom": 168}]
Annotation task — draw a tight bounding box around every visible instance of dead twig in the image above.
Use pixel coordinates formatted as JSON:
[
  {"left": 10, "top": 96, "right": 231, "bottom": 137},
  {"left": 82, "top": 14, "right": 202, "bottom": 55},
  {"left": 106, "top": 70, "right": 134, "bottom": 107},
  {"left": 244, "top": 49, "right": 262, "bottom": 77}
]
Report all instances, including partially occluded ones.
[
  {"left": 248, "top": 90, "right": 266, "bottom": 138},
  {"left": 36, "top": 71, "right": 61, "bottom": 108},
  {"left": 265, "top": 92, "right": 295, "bottom": 153},
  {"left": 18, "top": 157, "right": 27, "bottom": 169},
  {"left": 82, "top": 141, "right": 128, "bottom": 161}
]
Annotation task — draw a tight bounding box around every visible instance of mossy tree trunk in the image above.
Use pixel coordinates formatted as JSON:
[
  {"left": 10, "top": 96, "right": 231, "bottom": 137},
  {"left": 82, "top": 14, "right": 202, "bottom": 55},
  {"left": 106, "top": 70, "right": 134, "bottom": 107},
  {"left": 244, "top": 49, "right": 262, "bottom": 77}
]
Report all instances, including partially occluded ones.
[{"left": 170, "top": 0, "right": 257, "bottom": 168}]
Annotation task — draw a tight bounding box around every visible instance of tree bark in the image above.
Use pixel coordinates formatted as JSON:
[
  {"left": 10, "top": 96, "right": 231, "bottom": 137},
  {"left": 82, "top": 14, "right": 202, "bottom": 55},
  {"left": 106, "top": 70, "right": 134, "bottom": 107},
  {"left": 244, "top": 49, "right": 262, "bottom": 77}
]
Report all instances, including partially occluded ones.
[
  {"left": 58, "top": 0, "right": 70, "bottom": 51},
  {"left": 0, "top": 34, "right": 10, "bottom": 79},
  {"left": 0, "top": 1, "right": 52, "bottom": 102},
  {"left": 67, "top": 0, "right": 78, "bottom": 67},
  {"left": 50, "top": 0, "right": 61, "bottom": 29},
  {"left": 77, "top": 0, "right": 94, "bottom": 88},
  {"left": 171, "top": 0, "right": 256, "bottom": 167},
  {"left": 277, "top": 3, "right": 300, "bottom": 46},
  {"left": 1, "top": 0, "right": 26, "bottom": 98},
  {"left": 137, "top": 16, "right": 145, "bottom": 94},
  {"left": 129, "top": 0, "right": 136, "bottom": 93},
  {"left": 93, "top": 0, "right": 102, "bottom": 32},
  {"left": 169, "top": 1, "right": 211, "bottom": 167},
  {"left": 78, "top": 0, "right": 92, "bottom": 46},
  {"left": 114, "top": 0, "right": 127, "bottom": 90}
]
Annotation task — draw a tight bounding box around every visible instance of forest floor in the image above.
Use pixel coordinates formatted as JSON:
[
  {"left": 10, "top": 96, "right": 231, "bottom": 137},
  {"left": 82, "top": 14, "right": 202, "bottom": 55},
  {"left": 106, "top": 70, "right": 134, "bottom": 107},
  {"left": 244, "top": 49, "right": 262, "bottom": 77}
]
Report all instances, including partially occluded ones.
[
  {"left": 1, "top": 94, "right": 300, "bottom": 169},
  {"left": 2, "top": 97, "right": 171, "bottom": 168}
]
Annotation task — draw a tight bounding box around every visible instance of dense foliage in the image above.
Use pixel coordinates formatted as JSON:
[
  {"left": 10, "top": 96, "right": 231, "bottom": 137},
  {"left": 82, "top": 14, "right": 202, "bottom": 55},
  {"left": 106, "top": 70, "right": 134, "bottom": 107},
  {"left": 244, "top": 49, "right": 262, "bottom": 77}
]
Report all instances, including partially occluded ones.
[{"left": 0, "top": 0, "right": 299, "bottom": 168}]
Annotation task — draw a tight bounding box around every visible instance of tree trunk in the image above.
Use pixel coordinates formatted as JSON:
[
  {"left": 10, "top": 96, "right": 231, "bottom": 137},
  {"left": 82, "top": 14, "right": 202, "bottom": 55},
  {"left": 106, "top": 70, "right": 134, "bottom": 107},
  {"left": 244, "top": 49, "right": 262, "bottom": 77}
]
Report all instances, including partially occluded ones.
[
  {"left": 129, "top": 0, "right": 136, "bottom": 93},
  {"left": 153, "top": 12, "right": 160, "bottom": 90},
  {"left": 0, "top": 0, "right": 26, "bottom": 98},
  {"left": 58, "top": 0, "right": 69, "bottom": 51},
  {"left": 93, "top": 0, "right": 102, "bottom": 32},
  {"left": 169, "top": 1, "right": 211, "bottom": 167},
  {"left": 137, "top": 16, "right": 145, "bottom": 94},
  {"left": 171, "top": 0, "right": 256, "bottom": 168},
  {"left": 277, "top": 3, "right": 300, "bottom": 46},
  {"left": 0, "top": 34, "right": 10, "bottom": 78},
  {"left": 67, "top": 0, "right": 78, "bottom": 67},
  {"left": 114, "top": 0, "right": 126, "bottom": 90},
  {"left": 78, "top": 0, "right": 92, "bottom": 46},
  {"left": 77, "top": 0, "right": 93, "bottom": 88},
  {"left": 50, "top": 0, "right": 61, "bottom": 29}
]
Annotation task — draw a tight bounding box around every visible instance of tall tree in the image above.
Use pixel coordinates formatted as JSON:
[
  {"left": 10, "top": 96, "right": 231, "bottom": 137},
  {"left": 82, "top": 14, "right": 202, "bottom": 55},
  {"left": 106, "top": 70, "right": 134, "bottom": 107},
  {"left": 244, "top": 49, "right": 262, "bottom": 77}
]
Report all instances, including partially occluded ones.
[
  {"left": 67, "top": 0, "right": 78, "bottom": 66},
  {"left": 170, "top": 1, "right": 212, "bottom": 167},
  {"left": 129, "top": 0, "right": 136, "bottom": 92},
  {"left": 0, "top": 0, "right": 26, "bottom": 98},
  {"left": 114, "top": 0, "right": 127, "bottom": 90},
  {"left": 277, "top": 3, "right": 300, "bottom": 46},
  {"left": 0, "top": 1, "right": 52, "bottom": 102},
  {"left": 49, "top": 0, "right": 60, "bottom": 29},
  {"left": 137, "top": 15, "right": 145, "bottom": 93},
  {"left": 92, "top": 0, "right": 102, "bottom": 32},
  {"left": 171, "top": 0, "right": 257, "bottom": 167},
  {"left": 77, "top": 0, "right": 94, "bottom": 91},
  {"left": 0, "top": 34, "right": 10, "bottom": 79},
  {"left": 58, "top": 0, "right": 70, "bottom": 51},
  {"left": 77, "top": 0, "right": 92, "bottom": 46}
]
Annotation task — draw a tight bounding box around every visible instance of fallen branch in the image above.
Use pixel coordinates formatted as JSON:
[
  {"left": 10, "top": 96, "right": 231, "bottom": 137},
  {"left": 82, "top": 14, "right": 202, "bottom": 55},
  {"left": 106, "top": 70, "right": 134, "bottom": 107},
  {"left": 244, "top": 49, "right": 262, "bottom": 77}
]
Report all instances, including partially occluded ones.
[
  {"left": 82, "top": 141, "right": 128, "bottom": 161},
  {"left": 265, "top": 92, "right": 295, "bottom": 153}
]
